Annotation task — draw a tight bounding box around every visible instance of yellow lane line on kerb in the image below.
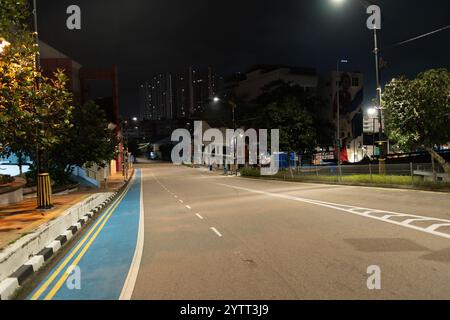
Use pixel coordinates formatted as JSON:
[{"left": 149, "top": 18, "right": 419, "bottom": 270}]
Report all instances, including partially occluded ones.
[
  {"left": 44, "top": 190, "right": 129, "bottom": 300},
  {"left": 31, "top": 183, "right": 132, "bottom": 300}
]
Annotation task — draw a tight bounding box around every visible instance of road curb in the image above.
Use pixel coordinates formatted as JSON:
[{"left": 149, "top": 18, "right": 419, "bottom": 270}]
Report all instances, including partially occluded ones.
[{"left": 0, "top": 179, "right": 133, "bottom": 300}]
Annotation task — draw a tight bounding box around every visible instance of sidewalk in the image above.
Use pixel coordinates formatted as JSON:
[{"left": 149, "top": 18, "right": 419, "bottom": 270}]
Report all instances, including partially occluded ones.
[{"left": 0, "top": 170, "right": 132, "bottom": 250}]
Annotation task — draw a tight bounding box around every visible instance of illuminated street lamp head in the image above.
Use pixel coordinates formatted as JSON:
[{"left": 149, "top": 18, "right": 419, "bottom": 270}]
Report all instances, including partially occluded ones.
[
  {"left": 132, "top": 117, "right": 138, "bottom": 122},
  {"left": 0, "top": 38, "right": 11, "bottom": 54},
  {"left": 213, "top": 97, "right": 220, "bottom": 103},
  {"left": 367, "top": 107, "right": 377, "bottom": 116},
  {"left": 331, "top": 0, "right": 346, "bottom": 5}
]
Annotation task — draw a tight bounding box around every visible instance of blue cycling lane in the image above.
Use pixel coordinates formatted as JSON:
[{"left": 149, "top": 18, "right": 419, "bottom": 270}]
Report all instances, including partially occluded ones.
[{"left": 29, "top": 169, "right": 144, "bottom": 300}]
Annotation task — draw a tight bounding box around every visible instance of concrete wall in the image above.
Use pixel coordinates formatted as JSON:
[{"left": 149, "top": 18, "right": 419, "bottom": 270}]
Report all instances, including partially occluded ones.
[{"left": 0, "top": 193, "right": 112, "bottom": 282}]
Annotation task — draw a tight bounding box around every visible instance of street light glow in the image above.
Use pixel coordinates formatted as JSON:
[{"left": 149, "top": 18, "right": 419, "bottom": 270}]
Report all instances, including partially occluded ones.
[
  {"left": 0, "top": 38, "right": 11, "bottom": 54},
  {"left": 367, "top": 107, "right": 377, "bottom": 116},
  {"left": 213, "top": 97, "right": 220, "bottom": 103},
  {"left": 331, "top": 0, "right": 346, "bottom": 5}
]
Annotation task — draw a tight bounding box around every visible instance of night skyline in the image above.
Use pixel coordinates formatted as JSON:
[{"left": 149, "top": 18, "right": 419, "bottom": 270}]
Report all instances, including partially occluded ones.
[
  {"left": 2, "top": 0, "right": 450, "bottom": 305},
  {"left": 35, "top": 0, "right": 450, "bottom": 117}
]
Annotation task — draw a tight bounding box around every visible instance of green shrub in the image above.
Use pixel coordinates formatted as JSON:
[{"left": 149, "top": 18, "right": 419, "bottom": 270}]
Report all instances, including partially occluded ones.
[{"left": 240, "top": 167, "right": 261, "bottom": 177}]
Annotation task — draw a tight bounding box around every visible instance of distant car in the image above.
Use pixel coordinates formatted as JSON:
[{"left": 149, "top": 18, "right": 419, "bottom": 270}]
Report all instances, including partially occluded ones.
[{"left": 149, "top": 152, "right": 158, "bottom": 160}]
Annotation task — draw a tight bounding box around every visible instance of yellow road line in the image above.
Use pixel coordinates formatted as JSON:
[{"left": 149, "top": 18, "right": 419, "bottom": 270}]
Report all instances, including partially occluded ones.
[
  {"left": 44, "top": 190, "right": 127, "bottom": 300},
  {"left": 31, "top": 184, "right": 131, "bottom": 300}
]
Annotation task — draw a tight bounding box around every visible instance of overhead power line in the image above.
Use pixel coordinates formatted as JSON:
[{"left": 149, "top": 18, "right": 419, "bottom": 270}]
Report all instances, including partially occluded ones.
[{"left": 386, "top": 25, "right": 450, "bottom": 49}]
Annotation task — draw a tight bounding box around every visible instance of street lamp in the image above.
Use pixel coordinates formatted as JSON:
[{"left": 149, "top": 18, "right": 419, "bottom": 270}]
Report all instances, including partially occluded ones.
[
  {"left": 213, "top": 96, "right": 237, "bottom": 130},
  {"left": 331, "top": 0, "right": 386, "bottom": 172},
  {"left": 213, "top": 96, "right": 238, "bottom": 175},
  {"left": 31, "top": 0, "right": 53, "bottom": 208},
  {"left": 336, "top": 59, "right": 348, "bottom": 179},
  {"left": 367, "top": 107, "right": 377, "bottom": 117}
]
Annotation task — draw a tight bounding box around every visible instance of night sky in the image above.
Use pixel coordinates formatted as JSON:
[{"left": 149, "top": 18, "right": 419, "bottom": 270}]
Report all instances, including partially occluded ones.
[{"left": 36, "top": 0, "right": 450, "bottom": 117}]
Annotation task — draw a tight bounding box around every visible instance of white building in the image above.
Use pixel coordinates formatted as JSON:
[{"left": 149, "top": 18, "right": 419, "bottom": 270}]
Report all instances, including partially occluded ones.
[
  {"left": 319, "top": 71, "right": 365, "bottom": 163},
  {"left": 235, "top": 65, "right": 318, "bottom": 101}
]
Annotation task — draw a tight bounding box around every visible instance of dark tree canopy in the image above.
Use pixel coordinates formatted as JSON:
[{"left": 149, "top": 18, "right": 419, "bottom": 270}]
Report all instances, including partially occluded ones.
[{"left": 383, "top": 68, "right": 450, "bottom": 173}]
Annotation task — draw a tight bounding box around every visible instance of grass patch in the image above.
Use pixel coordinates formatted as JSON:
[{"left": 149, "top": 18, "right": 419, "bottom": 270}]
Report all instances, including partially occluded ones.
[
  {"left": 241, "top": 167, "right": 261, "bottom": 177},
  {"left": 242, "top": 168, "right": 450, "bottom": 191}
]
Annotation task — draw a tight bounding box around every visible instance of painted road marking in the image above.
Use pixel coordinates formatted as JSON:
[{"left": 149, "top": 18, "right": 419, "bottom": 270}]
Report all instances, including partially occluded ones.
[
  {"left": 30, "top": 184, "right": 131, "bottom": 300},
  {"left": 43, "top": 182, "right": 134, "bottom": 300},
  {"left": 210, "top": 227, "right": 223, "bottom": 238},
  {"left": 426, "top": 223, "right": 450, "bottom": 232},
  {"left": 218, "top": 183, "right": 450, "bottom": 241},
  {"left": 401, "top": 218, "right": 437, "bottom": 225},
  {"left": 120, "top": 169, "right": 145, "bottom": 300},
  {"left": 179, "top": 200, "right": 184, "bottom": 203},
  {"left": 31, "top": 172, "right": 138, "bottom": 300},
  {"left": 381, "top": 214, "right": 411, "bottom": 220},
  {"left": 196, "top": 213, "right": 204, "bottom": 220},
  {"left": 186, "top": 205, "right": 191, "bottom": 210}
]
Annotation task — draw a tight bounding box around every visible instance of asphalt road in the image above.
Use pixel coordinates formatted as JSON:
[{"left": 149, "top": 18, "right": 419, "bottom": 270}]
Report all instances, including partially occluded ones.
[{"left": 132, "top": 163, "right": 450, "bottom": 300}]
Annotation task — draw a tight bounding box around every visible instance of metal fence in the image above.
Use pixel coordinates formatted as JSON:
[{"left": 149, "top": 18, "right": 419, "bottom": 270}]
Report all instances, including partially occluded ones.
[{"left": 278, "top": 162, "right": 448, "bottom": 184}]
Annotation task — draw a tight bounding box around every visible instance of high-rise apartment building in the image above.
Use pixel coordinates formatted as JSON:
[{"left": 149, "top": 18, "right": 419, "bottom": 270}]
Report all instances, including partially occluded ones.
[
  {"left": 139, "top": 74, "right": 175, "bottom": 121},
  {"left": 139, "top": 66, "right": 217, "bottom": 121}
]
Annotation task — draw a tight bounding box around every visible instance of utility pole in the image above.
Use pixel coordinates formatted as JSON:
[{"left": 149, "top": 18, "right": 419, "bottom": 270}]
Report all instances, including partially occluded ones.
[
  {"left": 230, "top": 100, "right": 238, "bottom": 176},
  {"left": 336, "top": 59, "right": 348, "bottom": 180},
  {"left": 373, "top": 27, "right": 386, "bottom": 175}
]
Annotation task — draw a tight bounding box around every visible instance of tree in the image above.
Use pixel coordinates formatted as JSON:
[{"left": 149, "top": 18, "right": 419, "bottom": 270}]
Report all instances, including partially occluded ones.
[
  {"left": 1, "top": 0, "right": 75, "bottom": 183},
  {"left": 253, "top": 81, "right": 329, "bottom": 152},
  {"left": 127, "top": 138, "right": 142, "bottom": 158},
  {"left": 0, "top": 0, "right": 38, "bottom": 158},
  {"left": 247, "top": 81, "right": 334, "bottom": 146},
  {"left": 47, "top": 101, "right": 118, "bottom": 184},
  {"left": 383, "top": 69, "right": 450, "bottom": 174},
  {"left": 262, "top": 96, "right": 316, "bottom": 155}
]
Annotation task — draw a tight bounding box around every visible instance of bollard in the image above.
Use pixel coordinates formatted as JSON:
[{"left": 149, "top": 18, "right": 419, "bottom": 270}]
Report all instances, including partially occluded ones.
[{"left": 37, "top": 173, "right": 53, "bottom": 209}]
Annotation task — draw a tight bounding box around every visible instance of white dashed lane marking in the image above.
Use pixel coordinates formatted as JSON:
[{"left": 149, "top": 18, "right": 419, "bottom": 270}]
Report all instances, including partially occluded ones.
[
  {"left": 196, "top": 213, "right": 204, "bottom": 220},
  {"left": 151, "top": 173, "right": 225, "bottom": 240},
  {"left": 210, "top": 227, "right": 223, "bottom": 238}
]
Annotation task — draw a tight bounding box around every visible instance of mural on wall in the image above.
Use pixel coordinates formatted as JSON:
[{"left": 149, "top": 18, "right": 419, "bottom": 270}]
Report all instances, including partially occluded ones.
[{"left": 333, "top": 72, "right": 364, "bottom": 164}]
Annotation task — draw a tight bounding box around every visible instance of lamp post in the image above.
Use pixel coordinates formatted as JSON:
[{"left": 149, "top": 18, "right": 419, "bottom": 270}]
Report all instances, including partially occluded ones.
[
  {"left": 367, "top": 107, "right": 378, "bottom": 158},
  {"left": 336, "top": 59, "right": 348, "bottom": 179},
  {"left": 121, "top": 120, "right": 132, "bottom": 181},
  {"left": 32, "top": 0, "right": 52, "bottom": 208},
  {"left": 213, "top": 97, "right": 238, "bottom": 175},
  {"left": 331, "top": 0, "right": 385, "bottom": 173}
]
